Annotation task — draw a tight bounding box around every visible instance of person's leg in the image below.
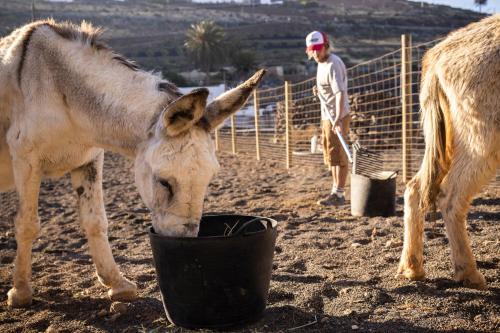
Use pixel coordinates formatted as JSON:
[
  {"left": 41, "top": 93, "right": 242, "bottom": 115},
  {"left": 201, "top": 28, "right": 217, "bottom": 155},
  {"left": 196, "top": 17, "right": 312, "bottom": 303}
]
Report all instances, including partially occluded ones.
[
  {"left": 318, "top": 120, "right": 338, "bottom": 205},
  {"left": 331, "top": 166, "right": 338, "bottom": 193},
  {"left": 334, "top": 115, "right": 351, "bottom": 199},
  {"left": 337, "top": 165, "right": 348, "bottom": 188}
]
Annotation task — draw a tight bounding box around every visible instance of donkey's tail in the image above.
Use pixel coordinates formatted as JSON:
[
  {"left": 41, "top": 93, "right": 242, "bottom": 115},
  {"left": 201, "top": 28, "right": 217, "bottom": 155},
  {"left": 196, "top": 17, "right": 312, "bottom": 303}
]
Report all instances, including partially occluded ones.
[{"left": 418, "top": 64, "right": 451, "bottom": 211}]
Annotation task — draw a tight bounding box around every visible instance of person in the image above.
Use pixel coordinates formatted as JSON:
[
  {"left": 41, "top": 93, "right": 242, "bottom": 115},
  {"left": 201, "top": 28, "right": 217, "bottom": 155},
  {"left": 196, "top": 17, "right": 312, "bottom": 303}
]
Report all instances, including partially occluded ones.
[{"left": 306, "top": 31, "right": 351, "bottom": 206}]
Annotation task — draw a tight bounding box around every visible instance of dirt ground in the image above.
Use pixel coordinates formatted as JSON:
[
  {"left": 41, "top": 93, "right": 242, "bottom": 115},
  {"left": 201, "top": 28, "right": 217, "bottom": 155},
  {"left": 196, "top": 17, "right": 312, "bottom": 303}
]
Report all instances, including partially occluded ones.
[{"left": 0, "top": 152, "right": 499, "bottom": 333}]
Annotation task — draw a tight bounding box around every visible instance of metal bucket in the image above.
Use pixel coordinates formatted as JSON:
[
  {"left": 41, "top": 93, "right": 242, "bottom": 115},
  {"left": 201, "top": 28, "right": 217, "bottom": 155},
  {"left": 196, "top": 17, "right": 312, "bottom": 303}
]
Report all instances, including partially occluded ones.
[
  {"left": 148, "top": 214, "right": 278, "bottom": 329},
  {"left": 351, "top": 171, "right": 397, "bottom": 217}
]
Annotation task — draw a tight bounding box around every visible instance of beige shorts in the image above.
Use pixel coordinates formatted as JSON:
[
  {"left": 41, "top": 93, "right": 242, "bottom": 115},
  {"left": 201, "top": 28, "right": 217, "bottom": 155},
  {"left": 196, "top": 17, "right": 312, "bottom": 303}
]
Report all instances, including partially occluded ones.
[{"left": 321, "top": 115, "right": 351, "bottom": 167}]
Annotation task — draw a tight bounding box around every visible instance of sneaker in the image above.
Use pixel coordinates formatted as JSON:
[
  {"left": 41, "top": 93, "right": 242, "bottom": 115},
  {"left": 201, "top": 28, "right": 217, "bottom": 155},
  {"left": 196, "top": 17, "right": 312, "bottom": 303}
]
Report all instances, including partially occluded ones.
[
  {"left": 317, "top": 194, "right": 345, "bottom": 206},
  {"left": 335, "top": 195, "right": 345, "bottom": 205}
]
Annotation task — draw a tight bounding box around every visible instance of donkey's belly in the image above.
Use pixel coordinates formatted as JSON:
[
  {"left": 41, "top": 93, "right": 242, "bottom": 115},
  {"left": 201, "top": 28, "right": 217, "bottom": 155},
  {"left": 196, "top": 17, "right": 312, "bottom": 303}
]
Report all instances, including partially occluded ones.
[{"left": 41, "top": 147, "right": 102, "bottom": 179}]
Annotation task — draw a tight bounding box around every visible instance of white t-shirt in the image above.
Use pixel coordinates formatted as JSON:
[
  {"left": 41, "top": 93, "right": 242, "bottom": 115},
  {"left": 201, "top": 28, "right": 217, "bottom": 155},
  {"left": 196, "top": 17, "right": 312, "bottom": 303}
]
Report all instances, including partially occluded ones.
[{"left": 316, "top": 53, "right": 350, "bottom": 121}]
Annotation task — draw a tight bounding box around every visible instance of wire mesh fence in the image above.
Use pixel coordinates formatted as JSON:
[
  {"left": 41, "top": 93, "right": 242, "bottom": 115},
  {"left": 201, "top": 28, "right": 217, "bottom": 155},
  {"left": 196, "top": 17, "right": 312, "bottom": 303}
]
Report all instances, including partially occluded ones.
[{"left": 215, "top": 34, "right": 499, "bottom": 191}]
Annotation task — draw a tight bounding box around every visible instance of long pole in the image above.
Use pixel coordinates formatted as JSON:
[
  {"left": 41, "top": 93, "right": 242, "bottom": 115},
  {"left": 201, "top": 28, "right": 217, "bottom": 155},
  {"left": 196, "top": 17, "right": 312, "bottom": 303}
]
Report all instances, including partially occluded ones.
[{"left": 231, "top": 115, "right": 236, "bottom": 155}]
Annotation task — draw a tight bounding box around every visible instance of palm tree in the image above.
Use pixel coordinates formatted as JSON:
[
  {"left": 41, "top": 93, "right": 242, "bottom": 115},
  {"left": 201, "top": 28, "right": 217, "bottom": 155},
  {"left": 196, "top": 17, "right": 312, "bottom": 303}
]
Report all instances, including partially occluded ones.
[
  {"left": 184, "top": 21, "right": 226, "bottom": 84},
  {"left": 474, "top": 0, "right": 487, "bottom": 13}
]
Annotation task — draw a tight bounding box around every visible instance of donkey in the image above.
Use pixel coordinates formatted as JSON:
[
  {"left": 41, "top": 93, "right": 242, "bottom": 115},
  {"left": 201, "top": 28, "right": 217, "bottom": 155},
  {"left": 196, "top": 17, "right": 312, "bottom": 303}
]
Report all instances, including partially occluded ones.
[
  {"left": 0, "top": 19, "right": 265, "bottom": 307},
  {"left": 397, "top": 15, "right": 499, "bottom": 289}
]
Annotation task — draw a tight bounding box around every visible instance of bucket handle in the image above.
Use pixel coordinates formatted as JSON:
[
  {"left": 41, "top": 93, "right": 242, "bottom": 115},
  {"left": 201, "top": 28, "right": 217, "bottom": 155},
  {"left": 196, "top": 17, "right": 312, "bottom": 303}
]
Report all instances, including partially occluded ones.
[{"left": 229, "top": 217, "right": 274, "bottom": 237}]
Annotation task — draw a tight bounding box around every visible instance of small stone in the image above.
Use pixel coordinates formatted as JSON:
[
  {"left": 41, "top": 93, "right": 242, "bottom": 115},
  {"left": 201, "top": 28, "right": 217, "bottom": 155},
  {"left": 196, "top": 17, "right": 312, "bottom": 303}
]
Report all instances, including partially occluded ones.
[
  {"left": 97, "top": 309, "right": 107, "bottom": 318},
  {"left": 110, "top": 301, "right": 128, "bottom": 314},
  {"left": 385, "top": 239, "right": 403, "bottom": 248},
  {"left": 320, "top": 317, "right": 329, "bottom": 323},
  {"left": 352, "top": 325, "right": 359, "bottom": 330},
  {"left": 343, "top": 309, "right": 356, "bottom": 316},
  {"left": 108, "top": 313, "right": 121, "bottom": 323},
  {"left": 474, "top": 314, "right": 485, "bottom": 322},
  {"left": 45, "top": 325, "right": 57, "bottom": 333},
  {"left": 5, "top": 231, "right": 13, "bottom": 238},
  {"left": 351, "top": 242, "right": 362, "bottom": 248},
  {"left": 339, "top": 288, "right": 351, "bottom": 296}
]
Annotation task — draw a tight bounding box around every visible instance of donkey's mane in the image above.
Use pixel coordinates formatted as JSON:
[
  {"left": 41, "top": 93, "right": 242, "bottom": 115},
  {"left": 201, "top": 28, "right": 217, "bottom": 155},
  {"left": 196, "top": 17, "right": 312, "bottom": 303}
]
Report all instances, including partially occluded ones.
[{"left": 17, "top": 19, "right": 181, "bottom": 96}]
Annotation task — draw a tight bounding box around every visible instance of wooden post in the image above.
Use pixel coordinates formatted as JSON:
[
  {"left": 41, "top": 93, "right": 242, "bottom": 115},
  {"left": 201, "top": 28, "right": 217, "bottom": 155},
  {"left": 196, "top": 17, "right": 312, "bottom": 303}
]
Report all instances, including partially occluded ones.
[
  {"left": 401, "top": 34, "right": 412, "bottom": 182},
  {"left": 214, "top": 126, "right": 220, "bottom": 151},
  {"left": 231, "top": 115, "right": 236, "bottom": 155},
  {"left": 253, "top": 90, "right": 261, "bottom": 161},
  {"left": 285, "top": 81, "right": 292, "bottom": 169}
]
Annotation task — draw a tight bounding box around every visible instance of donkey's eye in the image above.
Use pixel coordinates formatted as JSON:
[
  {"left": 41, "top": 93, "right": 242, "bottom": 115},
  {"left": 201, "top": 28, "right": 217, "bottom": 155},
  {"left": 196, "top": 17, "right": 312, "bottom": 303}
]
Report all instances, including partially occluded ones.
[{"left": 159, "top": 179, "right": 174, "bottom": 197}]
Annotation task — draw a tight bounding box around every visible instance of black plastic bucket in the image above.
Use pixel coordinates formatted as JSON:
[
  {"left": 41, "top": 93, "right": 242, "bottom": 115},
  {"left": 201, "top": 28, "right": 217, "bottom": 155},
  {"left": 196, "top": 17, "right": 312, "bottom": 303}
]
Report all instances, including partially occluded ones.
[
  {"left": 148, "top": 214, "right": 278, "bottom": 330},
  {"left": 351, "top": 171, "right": 397, "bottom": 217}
]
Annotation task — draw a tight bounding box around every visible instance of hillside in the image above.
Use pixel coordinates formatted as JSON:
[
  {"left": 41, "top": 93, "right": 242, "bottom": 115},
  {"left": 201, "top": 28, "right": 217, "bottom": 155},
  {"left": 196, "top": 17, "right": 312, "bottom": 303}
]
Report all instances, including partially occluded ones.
[{"left": 0, "top": 0, "right": 484, "bottom": 85}]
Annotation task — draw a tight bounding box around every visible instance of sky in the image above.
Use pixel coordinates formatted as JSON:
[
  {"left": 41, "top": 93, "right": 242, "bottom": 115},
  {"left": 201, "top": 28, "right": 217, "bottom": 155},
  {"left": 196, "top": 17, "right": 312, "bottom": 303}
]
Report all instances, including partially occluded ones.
[{"left": 412, "top": 0, "right": 499, "bottom": 13}]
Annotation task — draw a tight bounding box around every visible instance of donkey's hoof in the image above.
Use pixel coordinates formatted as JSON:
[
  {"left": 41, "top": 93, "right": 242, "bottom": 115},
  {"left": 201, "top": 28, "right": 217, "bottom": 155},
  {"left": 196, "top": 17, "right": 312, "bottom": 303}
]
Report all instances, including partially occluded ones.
[
  {"left": 457, "top": 270, "right": 487, "bottom": 290},
  {"left": 396, "top": 264, "right": 426, "bottom": 281},
  {"left": 7, "top": 287, "right": 33, "bottom": 308},
  {"left": 108, "top": 279, "right": 137, "bottom": 301}
]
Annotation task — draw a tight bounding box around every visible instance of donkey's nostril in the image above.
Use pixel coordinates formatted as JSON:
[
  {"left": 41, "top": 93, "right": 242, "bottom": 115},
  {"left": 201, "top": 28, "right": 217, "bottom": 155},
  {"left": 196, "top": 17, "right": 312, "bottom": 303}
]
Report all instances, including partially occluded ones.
[{"left": 184, "top": 222, "right": 199, "bottom": 234}]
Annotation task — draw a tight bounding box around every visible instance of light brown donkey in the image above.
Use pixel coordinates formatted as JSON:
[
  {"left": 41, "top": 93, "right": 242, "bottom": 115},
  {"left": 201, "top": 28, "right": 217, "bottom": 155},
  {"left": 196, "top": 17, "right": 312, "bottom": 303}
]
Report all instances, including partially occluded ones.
[
  {"left": 0, "top": 19, "right": 265, "bottom": 307},
  {"left": 397, "top": 15, "right": 499, "bottom": 289}
]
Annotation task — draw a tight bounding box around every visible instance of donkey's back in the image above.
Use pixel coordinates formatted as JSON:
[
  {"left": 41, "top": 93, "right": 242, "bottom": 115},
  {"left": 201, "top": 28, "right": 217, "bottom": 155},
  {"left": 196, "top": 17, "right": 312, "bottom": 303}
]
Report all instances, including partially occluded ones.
[{"left": 0, "top": 20, "right": 108, "bottom": 191}]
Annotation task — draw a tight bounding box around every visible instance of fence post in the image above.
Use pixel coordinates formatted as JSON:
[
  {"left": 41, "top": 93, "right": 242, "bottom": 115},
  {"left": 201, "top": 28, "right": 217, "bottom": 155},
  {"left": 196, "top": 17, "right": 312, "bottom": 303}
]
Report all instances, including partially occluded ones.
[
  {"left": 285, "top": 81, "right": 292, "bottom": 169},
  {"left": 253, "top": 90, "right": 261, "bottom": 161},
  {"left": 401, "top": 34, "right": 412, "bottom": 182},
  {"left": 231, "top": 115, "right": 236, "bottom": 155},
  {"left": 214, "top": 126, "right": 220, "bottom": 151}
]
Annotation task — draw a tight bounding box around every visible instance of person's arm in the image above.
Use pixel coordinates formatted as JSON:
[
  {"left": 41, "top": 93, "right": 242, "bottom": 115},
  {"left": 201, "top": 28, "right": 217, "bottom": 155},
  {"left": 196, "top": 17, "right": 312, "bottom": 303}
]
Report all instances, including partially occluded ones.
[
  {"left": 333, "top": 90, "right": 346, "bottom": 134},
  {"left": 330, "top": 60, "right": 348, "bottom": 134}
]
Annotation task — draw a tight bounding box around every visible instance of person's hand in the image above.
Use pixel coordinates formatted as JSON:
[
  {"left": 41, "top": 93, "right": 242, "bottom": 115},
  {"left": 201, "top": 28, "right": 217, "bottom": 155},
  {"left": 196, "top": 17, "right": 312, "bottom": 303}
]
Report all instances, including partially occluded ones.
[
  {"left": 312, "top": 86, "right": 318, "bottom": 97},
  {"left": 333, "top": 119, "right": 342, "bottom": 135}
]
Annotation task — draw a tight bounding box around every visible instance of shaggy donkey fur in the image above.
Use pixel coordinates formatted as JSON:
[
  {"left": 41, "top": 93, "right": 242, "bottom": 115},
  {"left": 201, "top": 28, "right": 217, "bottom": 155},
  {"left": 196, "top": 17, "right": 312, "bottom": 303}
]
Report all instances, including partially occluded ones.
[
  {"left": 0, "top": 19, "right": 265, "bottom": 307},
  {"left": 397, "top": 15, "right": 499, "bottom": 289}
]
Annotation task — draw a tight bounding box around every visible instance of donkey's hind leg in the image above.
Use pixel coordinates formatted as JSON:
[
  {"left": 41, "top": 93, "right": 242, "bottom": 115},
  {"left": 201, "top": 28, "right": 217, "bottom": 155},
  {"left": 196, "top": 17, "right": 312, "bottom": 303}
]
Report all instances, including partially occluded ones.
[
  {"left": 397, "top": 174, "right": 426, "bottom": 280},
  {"left": 437, "top": 154, "right": 497, "bottom": 289},
  {"left": 7, "top": 158, "right": 42, "bottom": 307},
  {"left": 71, "top": 151, "right": 137, "bottom": 301}
]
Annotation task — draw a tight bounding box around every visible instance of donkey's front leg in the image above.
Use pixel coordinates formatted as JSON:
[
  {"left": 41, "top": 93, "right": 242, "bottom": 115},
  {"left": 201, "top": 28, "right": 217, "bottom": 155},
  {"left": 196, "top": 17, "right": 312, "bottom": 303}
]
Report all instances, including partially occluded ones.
[
  {"left": 7, "top": 159, "right": 41, "bottom": 307},
  {"left": 71, "top": 151, "right": 137, "bottom": 301}
]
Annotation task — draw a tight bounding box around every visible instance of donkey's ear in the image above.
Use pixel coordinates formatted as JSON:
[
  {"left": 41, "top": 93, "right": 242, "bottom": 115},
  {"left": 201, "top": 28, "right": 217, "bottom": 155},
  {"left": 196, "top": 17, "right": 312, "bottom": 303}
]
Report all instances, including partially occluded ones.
[
  {"left": 162, "top": 88, "right": 209, "bottom": 137},
  {"left": 203, "top": 69, "right": 266, "bottom": 130}
]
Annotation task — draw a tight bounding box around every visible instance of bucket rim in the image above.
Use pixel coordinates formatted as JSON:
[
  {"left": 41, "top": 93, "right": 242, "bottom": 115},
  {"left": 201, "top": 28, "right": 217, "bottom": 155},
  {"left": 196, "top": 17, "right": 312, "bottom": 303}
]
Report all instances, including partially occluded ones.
[{"left": 148, "top": 214, "right": 278, "bottom": 241}]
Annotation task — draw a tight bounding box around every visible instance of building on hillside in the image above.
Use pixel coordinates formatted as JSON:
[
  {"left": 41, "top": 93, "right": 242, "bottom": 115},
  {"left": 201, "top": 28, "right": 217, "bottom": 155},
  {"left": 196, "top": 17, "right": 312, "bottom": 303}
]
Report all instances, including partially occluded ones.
[
  {"left": 267, "top": 66, "right": 284, "bottom": 78},
  {"left": 191, "top": 0, "right": 283, "bottom": 4},
  {"left": 179, "top": 69, "right": 207, "bottom": 85}
]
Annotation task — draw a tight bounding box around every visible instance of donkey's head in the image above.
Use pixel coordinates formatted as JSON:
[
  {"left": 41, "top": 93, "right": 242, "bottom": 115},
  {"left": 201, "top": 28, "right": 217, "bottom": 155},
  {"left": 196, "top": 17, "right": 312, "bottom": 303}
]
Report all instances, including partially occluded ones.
[{"left": 135, "top": 70, "right": 265, "bottom": 236}]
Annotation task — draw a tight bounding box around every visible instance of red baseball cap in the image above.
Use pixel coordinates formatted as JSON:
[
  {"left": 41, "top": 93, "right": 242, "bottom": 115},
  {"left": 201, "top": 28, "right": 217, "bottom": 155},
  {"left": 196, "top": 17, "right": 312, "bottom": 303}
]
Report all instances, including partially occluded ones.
[{"left": 305, "top": 31, "right": 329, "bottom": 52}]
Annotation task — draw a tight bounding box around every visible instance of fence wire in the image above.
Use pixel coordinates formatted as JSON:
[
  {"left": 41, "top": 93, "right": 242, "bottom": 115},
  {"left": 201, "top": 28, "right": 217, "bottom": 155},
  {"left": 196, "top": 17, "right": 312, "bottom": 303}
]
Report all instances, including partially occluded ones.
[{"left": 215, "top": 36, "right": 499, "bottom": 191}]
